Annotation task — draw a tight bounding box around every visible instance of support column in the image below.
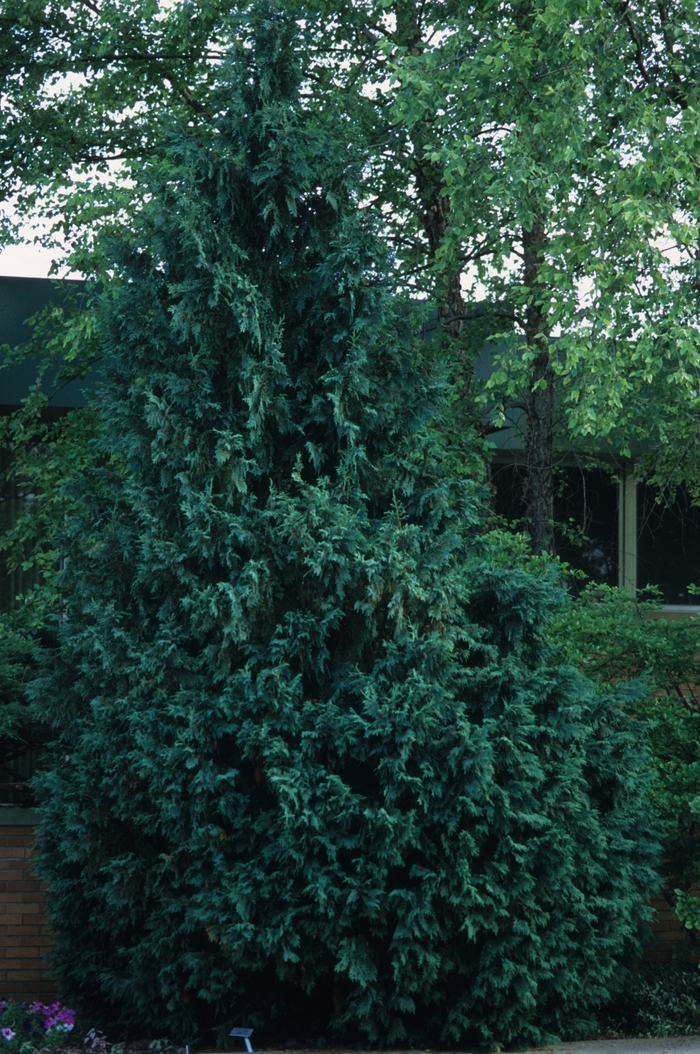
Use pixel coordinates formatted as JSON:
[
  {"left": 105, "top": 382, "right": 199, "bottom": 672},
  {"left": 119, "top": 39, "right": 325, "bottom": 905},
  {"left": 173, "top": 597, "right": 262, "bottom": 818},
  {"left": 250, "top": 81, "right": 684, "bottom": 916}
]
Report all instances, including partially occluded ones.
[{"left": 619, "top": 464, "right": 637, "bottom": 597}]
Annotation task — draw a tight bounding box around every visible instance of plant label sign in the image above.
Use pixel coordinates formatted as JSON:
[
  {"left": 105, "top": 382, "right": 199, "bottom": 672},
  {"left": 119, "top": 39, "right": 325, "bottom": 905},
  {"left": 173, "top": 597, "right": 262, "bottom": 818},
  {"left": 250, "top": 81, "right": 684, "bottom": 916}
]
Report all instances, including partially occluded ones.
[{"left": 229, "top": 1028, "right": 254, "bottom": 1053}]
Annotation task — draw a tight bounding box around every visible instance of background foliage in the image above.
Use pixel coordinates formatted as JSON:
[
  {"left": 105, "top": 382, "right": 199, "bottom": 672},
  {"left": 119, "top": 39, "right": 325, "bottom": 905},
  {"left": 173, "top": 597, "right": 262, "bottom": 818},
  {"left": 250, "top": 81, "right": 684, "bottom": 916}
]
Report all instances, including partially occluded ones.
[{"left": 548, "top": 583, "right": 700, "bottom": 938}]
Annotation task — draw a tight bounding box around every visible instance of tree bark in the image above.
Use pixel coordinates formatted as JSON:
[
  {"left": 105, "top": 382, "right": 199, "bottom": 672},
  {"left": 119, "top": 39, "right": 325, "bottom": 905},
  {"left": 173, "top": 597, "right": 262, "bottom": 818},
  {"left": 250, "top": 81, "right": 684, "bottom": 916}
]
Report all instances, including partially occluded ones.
[
  {"left": 413, "top": 148, "right": 466, "bottom": 338},
  {"left": 394, "top": 4, "right": 465, "bottom": 339}
]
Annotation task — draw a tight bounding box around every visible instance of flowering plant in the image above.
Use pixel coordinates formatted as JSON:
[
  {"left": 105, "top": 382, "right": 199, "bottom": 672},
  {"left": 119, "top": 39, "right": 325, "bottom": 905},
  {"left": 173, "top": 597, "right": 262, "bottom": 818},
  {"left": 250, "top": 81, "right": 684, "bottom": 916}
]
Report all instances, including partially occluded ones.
[{"left": 0, "top": 1002, "right": 75, "bottom": 1052}]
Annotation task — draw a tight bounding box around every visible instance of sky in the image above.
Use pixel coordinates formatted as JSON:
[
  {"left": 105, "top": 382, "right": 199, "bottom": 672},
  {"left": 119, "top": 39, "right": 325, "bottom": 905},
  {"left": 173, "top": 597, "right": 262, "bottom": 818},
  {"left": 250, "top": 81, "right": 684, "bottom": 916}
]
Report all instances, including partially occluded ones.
[
  {"left": 0, "top": 204, "right": 78, "bottom": 278},
  {"left": 0, "top": 240, "right": 61, "bottom": 278}
]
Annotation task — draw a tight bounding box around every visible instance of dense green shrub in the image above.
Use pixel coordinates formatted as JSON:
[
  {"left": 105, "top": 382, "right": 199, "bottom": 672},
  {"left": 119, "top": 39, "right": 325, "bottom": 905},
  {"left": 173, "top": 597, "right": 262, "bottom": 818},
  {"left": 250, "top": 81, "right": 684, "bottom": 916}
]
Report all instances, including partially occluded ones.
[
  {"left": 32, "top": 13, "right": 661, "bottom": 1050},
  {"left": 597, "top": 962, "right": 700, "bottom": 1037},
  {"left": 548, "top": 583, "right": 700, "bottom": 931}
]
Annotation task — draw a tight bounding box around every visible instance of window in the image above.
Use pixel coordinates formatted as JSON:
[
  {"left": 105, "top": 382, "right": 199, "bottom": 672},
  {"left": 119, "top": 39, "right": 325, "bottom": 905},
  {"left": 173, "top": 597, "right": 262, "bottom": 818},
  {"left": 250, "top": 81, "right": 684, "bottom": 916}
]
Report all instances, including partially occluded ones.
[
  {"left": 494, "top": 460, "right": 700, "bottom": 611},
  {"left": 637, "top": 484, "right": 700, "bottom": 606},
  {"left": 492, "top": 461, "right": 619, "bottom": 587},
  {"left": 0, "top": 447, "right": 44, "bottom": 808},
  {"left": 0, "top": 447, "right": 40, "bottom": 614}
]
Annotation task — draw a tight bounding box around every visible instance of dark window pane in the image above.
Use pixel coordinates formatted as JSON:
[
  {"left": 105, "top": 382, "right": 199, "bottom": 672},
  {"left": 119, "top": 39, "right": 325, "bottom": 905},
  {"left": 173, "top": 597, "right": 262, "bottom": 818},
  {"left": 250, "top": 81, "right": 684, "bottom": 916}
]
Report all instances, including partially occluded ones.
[
  {"left": 637, "top": 485, "right": 700, "bottom": 605},
  {"left": 492, "top": 463, "right": 619, "bottom": 587},
  {"left": 0, "top": 442, "right": 51, "bottom": 810},
  {"left": 0, "top": 447, "right": 18, "bottom": 614},
  {"left": 491, "top": 462, "right": 528, "bottom": 523},
  {"left": 0, "top": 447, "right": 41, "bottom": 614},
  {"left": 554, "top": 467, "right": 619, "bottom": 586},
  {"left": 0, "top": 745, "right": 41, "bottom": 807}
]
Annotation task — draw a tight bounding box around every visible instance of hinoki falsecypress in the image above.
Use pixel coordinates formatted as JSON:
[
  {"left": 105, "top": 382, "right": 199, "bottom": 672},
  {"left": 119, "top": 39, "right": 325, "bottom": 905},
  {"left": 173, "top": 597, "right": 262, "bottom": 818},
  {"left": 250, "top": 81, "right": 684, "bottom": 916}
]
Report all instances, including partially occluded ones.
[{"left": 33, "top": 14, "right": 660, "bottom": 1049}]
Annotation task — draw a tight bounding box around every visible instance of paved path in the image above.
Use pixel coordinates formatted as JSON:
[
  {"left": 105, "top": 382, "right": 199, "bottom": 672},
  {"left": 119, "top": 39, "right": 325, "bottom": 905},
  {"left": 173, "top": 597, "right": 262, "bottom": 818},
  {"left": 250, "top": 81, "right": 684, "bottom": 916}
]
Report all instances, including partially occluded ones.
[
  {"left": 259, "top": 1042, "right": 700, "bottom": 1054},
  {"left": 260, "top": 1041, "right": 700, "bottom": 1054},
  {"left": 522, "top": 1038, "right": 700, "bottom": 1054}
]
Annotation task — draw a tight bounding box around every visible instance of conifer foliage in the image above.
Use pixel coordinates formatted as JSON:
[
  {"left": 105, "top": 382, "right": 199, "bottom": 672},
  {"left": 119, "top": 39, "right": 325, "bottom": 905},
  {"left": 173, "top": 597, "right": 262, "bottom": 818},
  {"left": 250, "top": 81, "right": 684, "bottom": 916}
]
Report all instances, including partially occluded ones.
[{"left": 33, "top": 11, "right": 660, "bottom": 1049}]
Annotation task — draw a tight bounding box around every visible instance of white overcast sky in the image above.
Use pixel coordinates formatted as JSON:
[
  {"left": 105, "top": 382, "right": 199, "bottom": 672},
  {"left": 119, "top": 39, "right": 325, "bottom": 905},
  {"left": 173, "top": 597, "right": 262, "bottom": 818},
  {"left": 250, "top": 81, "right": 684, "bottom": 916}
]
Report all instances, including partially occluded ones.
[
  {"left": 0, "top": 240, "right": 60, "bottom": 278},
  {"left": 0, "top": 201, "right": 80, "bottom": 278}
]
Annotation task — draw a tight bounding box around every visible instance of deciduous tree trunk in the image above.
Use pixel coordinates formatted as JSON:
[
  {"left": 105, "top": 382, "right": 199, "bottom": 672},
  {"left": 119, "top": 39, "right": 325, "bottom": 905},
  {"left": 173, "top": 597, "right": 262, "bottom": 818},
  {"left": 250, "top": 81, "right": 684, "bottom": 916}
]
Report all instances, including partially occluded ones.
[{"left": 395, "top": 4, "right": 466, "bottom": 341}]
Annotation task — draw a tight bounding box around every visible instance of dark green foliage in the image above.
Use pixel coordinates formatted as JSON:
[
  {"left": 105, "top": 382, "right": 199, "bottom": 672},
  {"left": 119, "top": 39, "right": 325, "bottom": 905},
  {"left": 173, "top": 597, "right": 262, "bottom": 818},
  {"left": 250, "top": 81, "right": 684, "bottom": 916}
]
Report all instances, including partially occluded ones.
[
  {"left": 598, "top": 962, "right": 700, "bottom": 1037},
  {"left": 0, "top": 284, "right": 103, "bottom": 766},
  {"left": 33, "top": 13, "right": 661, "bottom": 1050},
  {"left": 548, "top": 584, "right": 700, "bottom": 924}
]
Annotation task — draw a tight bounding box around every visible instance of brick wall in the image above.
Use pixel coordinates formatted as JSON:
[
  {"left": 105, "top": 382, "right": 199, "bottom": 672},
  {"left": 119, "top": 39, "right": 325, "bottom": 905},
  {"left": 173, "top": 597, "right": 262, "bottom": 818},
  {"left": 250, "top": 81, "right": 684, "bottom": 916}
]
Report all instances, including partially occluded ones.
[
  {"left": 0, "top": 812, "right": 56, "bottom": 1002},
  {"left": 645, "top": 889, "right": 700, "bottom": 963}
]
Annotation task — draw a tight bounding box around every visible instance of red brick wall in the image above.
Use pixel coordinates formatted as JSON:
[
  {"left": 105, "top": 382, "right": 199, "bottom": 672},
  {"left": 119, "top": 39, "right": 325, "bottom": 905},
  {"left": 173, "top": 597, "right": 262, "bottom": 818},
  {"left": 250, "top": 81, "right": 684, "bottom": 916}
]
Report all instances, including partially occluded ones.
[{"left": 0, "top": 823, "right": 56, "bottom": 1002}]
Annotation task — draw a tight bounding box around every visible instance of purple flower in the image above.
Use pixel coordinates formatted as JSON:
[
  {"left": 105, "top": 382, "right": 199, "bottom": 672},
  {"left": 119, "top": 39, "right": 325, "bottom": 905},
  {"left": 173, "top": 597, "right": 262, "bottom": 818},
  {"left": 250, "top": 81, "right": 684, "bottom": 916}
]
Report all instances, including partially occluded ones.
[
  {"left": 34, "top": 1003, "right": 75, "bottom": 1033},
  {"left": 2, "top": 1028, "right": 15, "bottom": 1041}
]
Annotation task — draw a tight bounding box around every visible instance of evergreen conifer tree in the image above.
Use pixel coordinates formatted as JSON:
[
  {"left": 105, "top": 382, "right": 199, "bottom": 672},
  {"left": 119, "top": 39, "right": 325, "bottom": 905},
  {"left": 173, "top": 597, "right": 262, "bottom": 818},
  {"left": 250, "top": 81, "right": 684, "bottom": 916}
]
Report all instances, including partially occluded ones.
[{"left": 33, "top": 10, "right": 660, "bottom": 1049}]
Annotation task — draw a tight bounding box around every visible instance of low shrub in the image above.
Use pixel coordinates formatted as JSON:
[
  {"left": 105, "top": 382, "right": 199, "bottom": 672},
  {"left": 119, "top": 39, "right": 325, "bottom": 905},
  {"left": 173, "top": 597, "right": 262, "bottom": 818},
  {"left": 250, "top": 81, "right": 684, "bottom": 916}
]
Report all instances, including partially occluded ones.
[
  {"left": 547, "top": 584, "right": 700, "bottom": 921},
  {"left": 597, "top": 962, "right": 700, "bottom": 1037},
  {"left": 0, "top": 1001, "right": 74, "bottom": 1054}
]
